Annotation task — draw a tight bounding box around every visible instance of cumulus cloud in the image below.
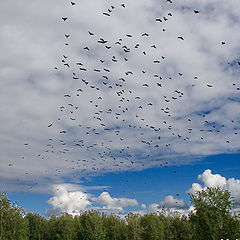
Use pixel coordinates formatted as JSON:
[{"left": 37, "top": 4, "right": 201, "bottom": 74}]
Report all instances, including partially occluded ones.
[
  {"left": 159, "top": 195, "right": 188, "bottom": 210},
  {"left": 93, "top": 192, "right": 138, "bottom": 211},
  {"left": 149, "top": 203, "right": 160, "bottom": 213},
  {"left": 46, "top": 185, "right": 91, "bottom": 216},
  {"left": 137, "top": 170, "right": 240, "bottom": 216},
  {"left": 44, "top": 170, "right": 239, "bottom": 217},
  {"left": 46, "top": 185, "right": 138, "bottom": 216},
  {"left": 198, "top": 169, "right": 226, "bottom": 188},
  {"left": 187, "top": 169, "right": 240, "bottom": 208},
  {"left": 147, "top": 195, "right": 188, "bottom": 215}
]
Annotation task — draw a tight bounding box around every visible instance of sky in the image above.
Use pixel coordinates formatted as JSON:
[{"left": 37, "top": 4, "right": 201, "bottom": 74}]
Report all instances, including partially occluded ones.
[{"left": 1, "top": 0, "right": 240, "bottom": 217}]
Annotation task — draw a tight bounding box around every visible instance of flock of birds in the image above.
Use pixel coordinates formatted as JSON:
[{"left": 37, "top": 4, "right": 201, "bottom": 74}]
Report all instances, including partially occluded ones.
[{"left": 7, "top": 1, "right": 240, "bottom": 198}]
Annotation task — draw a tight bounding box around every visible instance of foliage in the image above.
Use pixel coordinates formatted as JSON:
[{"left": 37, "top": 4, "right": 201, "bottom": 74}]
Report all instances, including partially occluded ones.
[
  {"left": 102, "top": 214, "right": 128, "bottom": 240},
  {"left": 0, "top": 188, "right": 240, "bottom": 240},
  {"left": 76, "top": 211, "right": 106, "bottom": 240},
  {"left": 26, "top": 213, "right": 46, "bottom": 240},
  {"left": 190, "top": 187, "right": 240, "bottom": 240},
  {"left": 140, "top": 213, "right": 164, "bottom": 240},
  {"left": 126, "top": 213, "right": 142, "bottom": 240},
  {"left": 0, "top": 193, "right": 29, "bottom": 240}
]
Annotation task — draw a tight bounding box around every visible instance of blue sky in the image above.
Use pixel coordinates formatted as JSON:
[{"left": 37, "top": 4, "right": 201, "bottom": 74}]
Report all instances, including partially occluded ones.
[
  {"left": 1, "top": 0, "right": 240, "bottom": 216},
  {"left": 8, "top": 153, "right": 240, "bottom": 216}
]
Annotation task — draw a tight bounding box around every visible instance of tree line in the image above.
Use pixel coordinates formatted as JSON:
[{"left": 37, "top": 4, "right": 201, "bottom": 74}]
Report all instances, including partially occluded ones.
[{"left": 0, "top": 187, "right": 240, "bottom": 240}]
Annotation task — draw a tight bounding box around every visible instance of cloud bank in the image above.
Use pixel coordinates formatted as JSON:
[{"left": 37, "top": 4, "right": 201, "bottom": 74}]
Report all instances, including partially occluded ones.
[
  {"left": 45, "top": 169, "right": 240, "bottom": 216},
  {"left": 46, "top": 185, "right": 138, "bottom": 216},
  {"left": 0, "top": 0, "right": 240, "bottom": 193}
]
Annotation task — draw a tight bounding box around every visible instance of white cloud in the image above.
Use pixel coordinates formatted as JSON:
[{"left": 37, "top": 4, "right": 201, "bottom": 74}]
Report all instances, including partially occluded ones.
[
  {"left": 93, "top": 192, "right": 138, "bottom": 211},
  {"left": 147, "top": 196, "right": 188, "bottom": 215},
  {"left": 46, "top": 185, "right": 91, "bottom": 216},
  {"left": 149, "top": 203, "right": 160, "bottom": 213},
  {"left": 46, "top": 185, "right": 138, "bottom": 216},
  {"left": 226, "top": 178, "right": 240, "bottom": 208},
  {"left": 187, "top": 169, "right": 240, "bottom": 208},
  {"left": 187, "top": 183, "right": 203, "bottom": 195},
  {"left": 159, "top": 195, "right": 188, "bottom": 210},
  {"left": 198, "top": 169, "right": 226, "bottom": 188}
]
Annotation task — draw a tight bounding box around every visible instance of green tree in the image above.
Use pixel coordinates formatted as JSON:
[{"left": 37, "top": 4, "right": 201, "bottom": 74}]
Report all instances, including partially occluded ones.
[
  {"left": 44, "top": 215, "right": 57, "bottom": 240},
  {"left": 126, "top": 213, "right": 141, "bottom": 240},
  {"left": 76, "top": 211, "right": 106, "bottom": 240},
  {"left": 56, "top": 213, "right": 75, "bottom": 240},
  {"left": 26, "top": 213, "right": 46, "bottom": 240},
  {"left": 140, "top": 213, "right": 164, "bottom": 240},
  {"left": 44, "top": 214, "right": 75, "bottom": 240},
  {"left": 167, "top": 214, "right": 193, "bottom": 240},
  {"left": 102, "top": 214, "right": 128, "bottom": 240},
  {"left": 0, "top": 193, "right": 29, "bottom": 240},
  {"left": 190, "top": 187, "right": 240, "bottom": 240}
]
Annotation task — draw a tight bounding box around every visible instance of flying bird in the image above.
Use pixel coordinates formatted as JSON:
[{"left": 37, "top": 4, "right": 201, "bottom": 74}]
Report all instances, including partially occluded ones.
[{"left": 103, "top": 12, "right": 110, "bottom": 16}]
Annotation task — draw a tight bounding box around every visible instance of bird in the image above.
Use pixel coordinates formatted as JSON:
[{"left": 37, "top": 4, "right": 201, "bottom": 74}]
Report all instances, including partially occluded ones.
[
  {"left": 98, "top": 38, "right": 108, "bottom": 44},
  {"left": 194, "top": 10, "right": 199, "bottom": 14},
  {"left": 62, "top": 17, "right": 68, "bottom": 21},
  {"left": 103, "top": 12, "right": 110, "bottom": 16}
]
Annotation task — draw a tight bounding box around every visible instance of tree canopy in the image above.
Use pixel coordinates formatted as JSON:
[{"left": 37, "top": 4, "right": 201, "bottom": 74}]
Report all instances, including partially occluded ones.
[{"left": 0, "top": 188, "right": 240, "bottom": 240}]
